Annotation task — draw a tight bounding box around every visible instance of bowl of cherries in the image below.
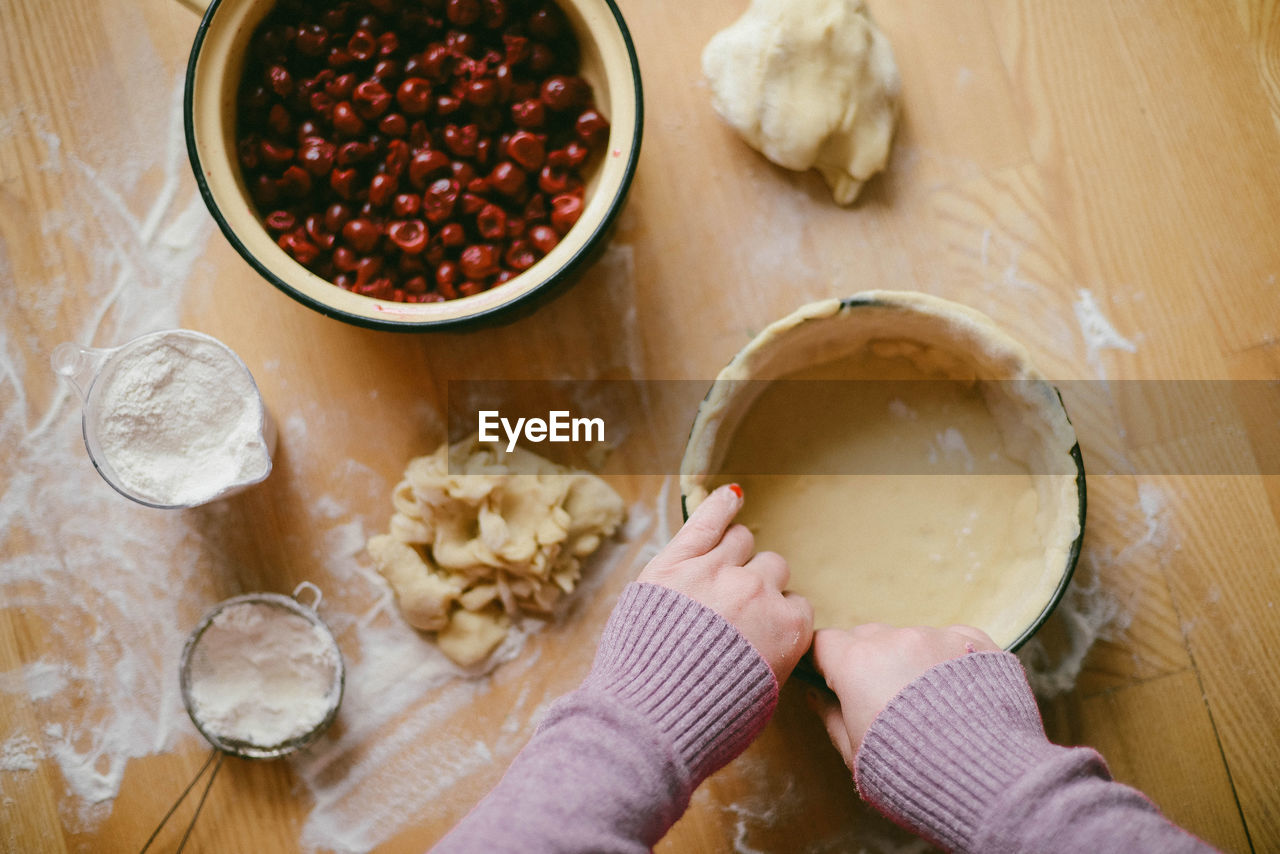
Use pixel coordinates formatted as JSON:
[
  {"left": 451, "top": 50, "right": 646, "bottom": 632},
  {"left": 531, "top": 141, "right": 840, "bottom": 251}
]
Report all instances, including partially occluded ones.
[{"left": 185, "top": 0, "right": 642, "bottom": 330}]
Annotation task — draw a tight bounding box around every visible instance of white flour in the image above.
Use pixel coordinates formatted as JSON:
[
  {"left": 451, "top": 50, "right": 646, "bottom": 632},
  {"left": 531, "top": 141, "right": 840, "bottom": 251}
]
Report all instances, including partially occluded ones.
[
  {"left": 1074, "top": 288, "right": 1138, "bottom": 376},
  {"left": 187, "top": 602, "right": 340, "bottom": 747},
  {"left": 0, "top": 735, "right": 42, "bottom": 772},
  {"left": 90, "top": 330, "right": 270, "bottom": 506},
  {"left": 1017, "top": 480, "right": 1161, "bottom": 698},
  {"left": 1, "top": 70, "right": 220, "bottom": 831}
]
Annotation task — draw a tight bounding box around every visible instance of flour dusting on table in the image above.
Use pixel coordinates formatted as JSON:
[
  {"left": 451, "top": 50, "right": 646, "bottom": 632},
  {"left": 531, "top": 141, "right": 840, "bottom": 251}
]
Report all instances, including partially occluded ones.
[
  {"left": 0, "top": 78, "right": 215, "bottom": 830},
  {"left": 702, "top": 753, "right": 936, "bottom": 853},
  {"left": 1018, "top": 481, "right": 1171, "bottom": 698},
  {"left": 0, "top": 736, "right": 43, "bottom": 773},
  {"left": 1074, "top": 288, "right": 1138, "bottom": 376}
]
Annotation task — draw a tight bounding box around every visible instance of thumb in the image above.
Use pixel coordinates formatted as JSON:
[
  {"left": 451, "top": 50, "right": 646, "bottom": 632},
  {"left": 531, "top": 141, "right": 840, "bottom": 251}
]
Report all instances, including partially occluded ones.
[{"left": 667, "top": 484, "right": 744, "bottom": 560}]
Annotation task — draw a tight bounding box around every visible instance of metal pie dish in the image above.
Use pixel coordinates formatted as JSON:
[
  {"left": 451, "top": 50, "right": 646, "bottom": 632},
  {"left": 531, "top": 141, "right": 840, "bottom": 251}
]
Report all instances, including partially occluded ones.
[
  {"left": 679, "top": 292, "right": 1086, "bottom": 652},
  {"left": 179, "top": 584, "right": 345, "bottom": 759},
  {"left": 184, "top": 0, "right": 643, "bottom": 331}
]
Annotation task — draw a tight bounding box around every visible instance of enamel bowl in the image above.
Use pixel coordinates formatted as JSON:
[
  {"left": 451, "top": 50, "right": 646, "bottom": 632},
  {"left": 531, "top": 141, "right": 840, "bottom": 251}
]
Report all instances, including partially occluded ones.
[{"left": 185, "top": 0, "right": 642, "bottom": 330}]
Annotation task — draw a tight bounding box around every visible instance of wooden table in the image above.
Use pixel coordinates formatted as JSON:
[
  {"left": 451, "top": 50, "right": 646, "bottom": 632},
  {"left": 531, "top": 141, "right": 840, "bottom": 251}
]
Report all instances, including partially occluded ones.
[{"left": 2, "top": 0, "right": 1277, "bottom": 851}]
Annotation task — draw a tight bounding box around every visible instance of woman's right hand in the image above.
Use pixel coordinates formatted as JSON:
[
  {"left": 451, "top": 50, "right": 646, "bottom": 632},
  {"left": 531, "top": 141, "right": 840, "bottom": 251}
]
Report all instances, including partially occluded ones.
[
  {"left": 637, "top": 483, "right": 814, "bottom": 683},
  {"left": 808, "top": 624, "right": 1001, "bottom": 768}
]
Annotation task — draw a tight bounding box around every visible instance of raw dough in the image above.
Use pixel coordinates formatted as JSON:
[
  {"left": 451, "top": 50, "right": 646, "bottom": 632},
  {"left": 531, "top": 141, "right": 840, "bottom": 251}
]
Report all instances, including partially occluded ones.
[
  {"left": 367, "top": 435, "right": 625, "bottom": 667},
  {"left": 681, "top": 294, "right": 1081, "bottom": 649},
  {"left": 702, "top": 0, "right": 900, "bottom": 204}
]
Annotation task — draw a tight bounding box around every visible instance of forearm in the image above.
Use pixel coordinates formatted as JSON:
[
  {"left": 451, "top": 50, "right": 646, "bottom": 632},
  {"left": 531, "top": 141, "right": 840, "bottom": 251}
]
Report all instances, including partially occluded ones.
[
  {"left": 432, "top": 690, "right": 687, "bottom": 854},
  {"left": 855, "top": 652, "right": 1217, "bottom": 854},
  {"left": 433, "top": 583, "right": 778, "bottom": 853},
  {"left": 977, "top": 746, "right": 1214, "bottom": 854}
]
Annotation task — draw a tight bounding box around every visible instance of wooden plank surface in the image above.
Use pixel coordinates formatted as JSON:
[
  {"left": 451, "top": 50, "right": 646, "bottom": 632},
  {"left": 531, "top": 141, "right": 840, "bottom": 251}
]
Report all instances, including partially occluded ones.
[
  {"left": 1, "top": 0, "right": 1278, "bottom": 852},
  {"left": 1072, "top": 670, "right": 1251, "bottom": 853}
]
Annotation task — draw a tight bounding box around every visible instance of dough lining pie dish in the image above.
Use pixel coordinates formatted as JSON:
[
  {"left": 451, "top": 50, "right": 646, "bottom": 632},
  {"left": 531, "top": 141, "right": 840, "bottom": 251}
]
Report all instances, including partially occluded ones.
[{"left": 680, "top": 292, "right": 1085, "bottom": 650}]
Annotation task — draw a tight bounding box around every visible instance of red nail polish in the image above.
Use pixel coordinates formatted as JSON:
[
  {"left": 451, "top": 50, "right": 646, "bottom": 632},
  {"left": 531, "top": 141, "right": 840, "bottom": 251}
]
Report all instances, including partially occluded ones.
[{"left": 728, "top": 483, "right": 743, "bottom": 499}]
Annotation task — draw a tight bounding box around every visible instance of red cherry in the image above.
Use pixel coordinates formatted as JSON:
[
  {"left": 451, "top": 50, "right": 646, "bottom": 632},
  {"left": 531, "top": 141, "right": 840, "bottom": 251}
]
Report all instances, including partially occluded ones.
[
  {"left": 409, "top": 149, "right": 452, "bottom": 188},
  {"left": 368, "top": 173, "right": 398, "bottom": 207},
  {"left": 447, "top": 0, "right": 481, "bottom": 26},
  {"left": 575, "top": 108, "right": 609, "bottom": 146},
  {"left": 540, "top": 75, "right": 583, "bottom": 111},
  {"left": 488, "top": 161, "right": 526, "bottom": 196},
  {"left": 460, "top": 244, "right": 500, "bottom": 279},
  {"left": 550, "top": 194, "right": 583, "bottom": 234},
  {"left": 439, "top": 222, "right": 466, "bottom": 247},
  {"left": 264, "top": 210, "right": 297, "bottom": 232},
  {"left": 387, "top": 220, "right": 429, "bottom": 254},
  {"left": 332, "top": 102, "right": 366, "bottom": 137},
  {"left": 396, "top": 78, "right": 433, "bottom": 116},
  {"left": 529, "top": 223, "right": 559, "bottom": 254},
  {"left": 353, "top": 80, "right": 392, "bottom": 119},
  {"left": 299, "top": 140, "right": 336, "bottom": 176},
  {"left": 505, "top": 239, "right": 538, "bottom": 270},
  {"left": 511, "top": 98, "right": 546, "bottom": 128},
  {"left": 392, "top": 193, "right": 422, "bottom": 217},
  {"left": 342, "top": 218, "right": 381, "bottom": 253},
  {"left": 422, "top": 177, "right": 460, "bottom": 223},
  {"left": 442, "top": 123, "right": 480, "bottom": 157},
  {"left": 506, "top": 131, "right": 545, "bottom": 171},
  {"left": 476, "top": 204, "right": 506, "bottom": 240},
  {"left": 379, "top": 113, "right": 408, "bottom": 136}
]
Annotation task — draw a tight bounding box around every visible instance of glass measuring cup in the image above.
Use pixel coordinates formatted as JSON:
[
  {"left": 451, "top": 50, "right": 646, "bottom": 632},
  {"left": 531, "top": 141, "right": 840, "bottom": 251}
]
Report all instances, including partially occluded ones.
[{"left": 51, "top": 329, "right": 276, "bottom": 509}]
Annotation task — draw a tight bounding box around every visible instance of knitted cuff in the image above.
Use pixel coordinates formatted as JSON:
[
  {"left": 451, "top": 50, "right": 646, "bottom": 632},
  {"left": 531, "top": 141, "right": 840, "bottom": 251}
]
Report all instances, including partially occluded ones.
[
  {"left": 583, "top": 582, "right": 779, "bottom": 786},
  {"left": 853, "top": 651, "right": 1061, "bottom": 852}
]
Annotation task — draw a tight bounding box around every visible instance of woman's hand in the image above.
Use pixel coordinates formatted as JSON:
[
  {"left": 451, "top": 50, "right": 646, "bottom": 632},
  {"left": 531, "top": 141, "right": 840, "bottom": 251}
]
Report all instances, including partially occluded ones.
[
  {"left": 809, "top": 624, "right": 1001, "bottom": 768},
  {"left": 637, "top": 484, "right": 814, "bottom": 683}
]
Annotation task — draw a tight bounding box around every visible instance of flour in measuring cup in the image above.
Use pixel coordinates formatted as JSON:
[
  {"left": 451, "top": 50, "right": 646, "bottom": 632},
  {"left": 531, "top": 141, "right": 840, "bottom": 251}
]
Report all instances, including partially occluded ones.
[
  {"left": 91, "top": 330, "right": 270, "bottom": 505},
  {"left": 187, "top": 602, "right": 341, "bottom": 748}
]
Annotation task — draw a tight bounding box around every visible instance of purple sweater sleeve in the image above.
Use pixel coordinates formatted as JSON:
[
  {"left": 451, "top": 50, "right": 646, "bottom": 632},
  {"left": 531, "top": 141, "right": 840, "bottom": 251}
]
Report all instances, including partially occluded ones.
[
  {"left": 854, "top": 651, "right": 1219, "bottom": 854},
  {"left": 431, "top": 583, "right": 778, "bottom": 853}
]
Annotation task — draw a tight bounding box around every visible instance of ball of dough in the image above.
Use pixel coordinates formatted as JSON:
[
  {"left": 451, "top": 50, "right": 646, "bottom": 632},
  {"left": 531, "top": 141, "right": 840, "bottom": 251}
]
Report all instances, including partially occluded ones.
[{"left": 702, "top": 0, "right": 901, "bottom": 204}]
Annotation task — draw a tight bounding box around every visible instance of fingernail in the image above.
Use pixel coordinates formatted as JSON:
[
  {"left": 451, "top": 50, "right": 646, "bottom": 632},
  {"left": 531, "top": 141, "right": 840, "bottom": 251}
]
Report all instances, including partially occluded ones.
[{"left": 728, "top": 483, "right": 743, "bottom": 500}]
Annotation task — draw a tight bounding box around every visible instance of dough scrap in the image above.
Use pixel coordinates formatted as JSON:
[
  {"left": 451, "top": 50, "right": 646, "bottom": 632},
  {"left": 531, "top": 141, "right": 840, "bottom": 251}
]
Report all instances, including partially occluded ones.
[
  {"left": 365, "top": 535, "right": 460, "bottom": 632},
  {"left": 368, "top": 435, "right": 625, "bottom": 666},
  {"left": 702, "top": 0, "right": 900, "bottom": 204},
  {"left": 437, "top": 608, "right": 510, "bottom": 668}
]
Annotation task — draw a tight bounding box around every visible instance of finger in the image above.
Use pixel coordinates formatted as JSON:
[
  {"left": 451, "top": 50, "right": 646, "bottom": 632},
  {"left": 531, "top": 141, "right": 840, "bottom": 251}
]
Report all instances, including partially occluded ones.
[
  {"left": 666, "top": 483, "right": 744, "bottom": 561},
  {"left": 708, "top": 524, "right": 755, "bottom": 569},
  {"left": 806, "top": 689, "right": 855, "bottom": 768},
  {"left": 810, "top": 628, "right": 862, "bottom": 690},
  {"left": 743, "top": 550, "right": 789, "bottom": 590}
]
